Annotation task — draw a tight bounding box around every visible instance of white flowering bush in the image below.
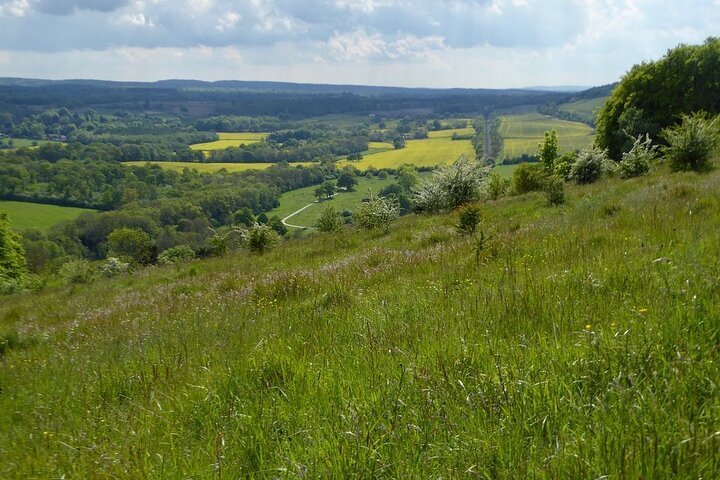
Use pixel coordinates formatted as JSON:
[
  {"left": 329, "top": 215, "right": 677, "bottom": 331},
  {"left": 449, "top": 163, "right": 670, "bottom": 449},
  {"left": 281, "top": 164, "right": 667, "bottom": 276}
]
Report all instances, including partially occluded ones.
[
  {"left": 619, "top": 133, "right": 658, "bottom": 178},
  {"left": 414, "top": 155, "right": 489, "bottom": 212}
]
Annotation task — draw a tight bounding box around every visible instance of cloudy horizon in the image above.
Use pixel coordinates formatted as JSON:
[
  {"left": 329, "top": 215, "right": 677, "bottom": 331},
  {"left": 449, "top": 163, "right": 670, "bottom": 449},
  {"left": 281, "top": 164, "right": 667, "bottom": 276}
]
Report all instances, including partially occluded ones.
[{"left": 0, "top": 0, "right": 717, "bottom": 89}]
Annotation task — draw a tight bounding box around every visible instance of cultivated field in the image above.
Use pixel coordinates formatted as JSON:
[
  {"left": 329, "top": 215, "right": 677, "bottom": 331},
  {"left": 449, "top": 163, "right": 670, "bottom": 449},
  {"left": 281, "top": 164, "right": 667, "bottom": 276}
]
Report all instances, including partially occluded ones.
[
  {"left": 559, "top": 97, "right": 607, "bottom": 117},
  {"left": 190, "top": 132, "right": 268, "bottom": 152},
  {"left": 338, "top": 128, "right": 476, "bottom": 170},
  {"left": 0, "top": 200, "right": 95, "bottom": 231},
  {"left": 123, "top": 161, "right": 314, "bottom": 173},
  {"left": 498, "top": 113, "right": 594, "bottom": 159}
]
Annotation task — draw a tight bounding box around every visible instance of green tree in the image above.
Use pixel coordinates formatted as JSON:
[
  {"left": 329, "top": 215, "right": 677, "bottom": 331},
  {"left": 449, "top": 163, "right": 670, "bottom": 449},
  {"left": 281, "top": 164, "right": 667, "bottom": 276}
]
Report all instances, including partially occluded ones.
[
  {"left": 322, "top": 181, "right": 336, "bottom": 199},
  {"left": 538, "top": 129, "right": 558, "bottom": 173},
  {"left": 0, "top": 212, "right": 27, "bottom": 283},
  {"left": 107, "top": 227, "right": 154, "bottom": 265},
  {"left": 336, "top": 172, "right": 358, "bottom": 191},
  {"left": 596, "top": 37, "right": 720, "bottom": 159}
]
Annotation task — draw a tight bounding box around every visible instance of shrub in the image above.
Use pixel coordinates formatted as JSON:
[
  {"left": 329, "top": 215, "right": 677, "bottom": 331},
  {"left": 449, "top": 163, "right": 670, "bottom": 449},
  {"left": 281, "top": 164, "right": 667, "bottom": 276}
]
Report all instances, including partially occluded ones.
[
  {"left": 661, "top": 113, "right": 719, "bottom": 172},
  {"left": 485, "top": 173, "right": 510, "bottom": 200},
  {"left": 544, "top": 175, "right": 565, "bottom": 206},
  {"left": 512, "top": 163, "right": 546, "bottom": 194},
  {"left": 60, "top": 259, "right": 96, "bottom": 285},
  {"left": 354, "top": 193, "right": 399, "bottom": 233},
  {"left": 457, "top": 205, "right": 482, "bottom": 235},
  {"left": 619, "top": 133, "right": 659, "bottom": 178},
  {"left": 100, "top": 257, "right": 130, "bottom": 277},
  {"left": 414, "top": 155, "right": 489, "bottom": 212},
  {"left": 553, "top": 152, "right": 577, "bottom": 180},
  {"left": 315, "top": 205, "right": 343, "bottom": 233},
  {"left": 266, "top": 216, "right": 287, "bottom": 236},
  {"left": 0, "top": 212, "right": 27, "bottom": 284},
  {"left": 247, "top": 223, "right": 278, "bottom": 253},
  {"left": 569, "top": 147, "right": 611, "bottom": 184},
  {"left": 158, "top": 245, "right": 195, "bottom": 266}
]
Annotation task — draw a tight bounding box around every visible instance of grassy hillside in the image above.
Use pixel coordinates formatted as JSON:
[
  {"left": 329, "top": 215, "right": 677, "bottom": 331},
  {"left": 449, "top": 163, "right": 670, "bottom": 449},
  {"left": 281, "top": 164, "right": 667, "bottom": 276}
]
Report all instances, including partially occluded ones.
[
  {"left": 0, "top": 200, "right": 96, "bottom": 231},
  {"left": 123, "top": 161, "right": 315, "bottom": 173},
  {"left": 338, "top": 128, "right": 476, "bottom": 170},
  {"left": 499, "top": 113, "right": 594, "bottom": 159},
  {"left": 1, "top": 167, "right": 719, "bottom": 477}
]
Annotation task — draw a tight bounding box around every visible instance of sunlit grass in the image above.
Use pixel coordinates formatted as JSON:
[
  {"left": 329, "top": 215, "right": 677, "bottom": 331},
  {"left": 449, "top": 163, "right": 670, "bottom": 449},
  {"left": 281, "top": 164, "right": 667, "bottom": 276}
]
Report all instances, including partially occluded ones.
[
  {"left": 499, "top": 113, "right": 594, "bottom": 158},
  {"left": 190, "top": 132, "right": 269, "bottom": 151},
  {"left": 0, "top": 200, "right": 96, "bottom": 231},
  {"left": 1, "top": 167, "right": 719, "bottom": 477}
]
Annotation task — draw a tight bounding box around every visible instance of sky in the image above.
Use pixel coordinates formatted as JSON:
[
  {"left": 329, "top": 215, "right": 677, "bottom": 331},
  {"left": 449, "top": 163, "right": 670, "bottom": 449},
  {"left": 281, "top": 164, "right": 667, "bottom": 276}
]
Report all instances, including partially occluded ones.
[{"left": 0, "top": 0, "right": 717, "bottom": 89}]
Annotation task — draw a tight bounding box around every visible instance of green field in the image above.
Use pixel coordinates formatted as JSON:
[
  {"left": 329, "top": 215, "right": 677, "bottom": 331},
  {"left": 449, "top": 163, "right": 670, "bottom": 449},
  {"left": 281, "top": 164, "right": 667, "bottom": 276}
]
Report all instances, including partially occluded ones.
[
  {"left": 0, "top": 138, "right": 56, "bottom": 149},
  {"left": 264, "top": 176, "right": 399, "bottom": 228},
  {"left": 190, "top": 132, "right": 268, "bottom": 152},
  {"left": 0, "top": 200, "right": 96, "bottom": 231},
  {"left": 338, "top": 128, "right": 476, "bottom": 170},
  {"left": 559, "top": 97, "right": 607, "bottom": 117},
  {"left": 498, "top": 113, "right": 594, "bottom": 159},
  {"left": 123, "top": 161, "right": 314, "bottom": 173}
]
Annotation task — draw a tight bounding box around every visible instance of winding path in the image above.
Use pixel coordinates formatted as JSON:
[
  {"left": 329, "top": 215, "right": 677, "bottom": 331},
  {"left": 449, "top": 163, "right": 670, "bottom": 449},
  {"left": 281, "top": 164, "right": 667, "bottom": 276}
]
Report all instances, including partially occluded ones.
[{"left": 281, "top": 201, "right": 317, "bottom": 229}]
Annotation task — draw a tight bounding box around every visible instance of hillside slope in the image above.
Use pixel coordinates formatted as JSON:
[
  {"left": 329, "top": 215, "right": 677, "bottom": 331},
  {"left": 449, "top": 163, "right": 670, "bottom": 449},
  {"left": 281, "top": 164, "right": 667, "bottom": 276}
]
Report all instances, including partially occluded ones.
[{"left": 1, "top": 167, "right": 719, "bottom": 478}]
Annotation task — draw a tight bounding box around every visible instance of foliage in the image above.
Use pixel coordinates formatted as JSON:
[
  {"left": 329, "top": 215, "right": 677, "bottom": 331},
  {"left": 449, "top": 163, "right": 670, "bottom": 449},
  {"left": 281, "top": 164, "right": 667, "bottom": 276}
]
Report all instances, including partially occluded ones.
[
  {"left": 456, "top": 205, "right": 482, "bottom": 236},
  {"left": 315, "top": 205, "right": 343, "bottom": 233},
  {"left": 59, "top": 259, "right": 95, "bottom": 284},
  {"left": 354, "top": 192, "right": 398, "bottom": 233},
  {"left": 266, "top": 216, "right": 287, "bottom": 236},
  {"left": 544, "top": 175, "right": 566, "bottom": 206},
  {"left": 99, "top": 257, "right": 130, "bottom": 277},
  {"left": 553, "top": 152, "right": 577, "bottom": 180},
  {"left": 107, "top": 227, "right": 154, "bottom": 265},
  {"left": 538, "top": 129, "right": 558, "bottom": 173},
  {"left": 157, "top": 245, "right": 195, "bottom": 266},
  {"left": 336, "top": 172, "right": 358, "bottom": 191},
  {"left": 414, "top": 155, "right": 489, "bottom": 212},
  {"left": 485, "top": 172, "right": 510, "bottom": 200},
  {"left": 569, "top": 147, "right": 611, "bottom": 184},
  {"left": 246, "top": 223, "right": 278, "bottom": 253},
  {"left": 596, "top": 37, "right": 720, "bottom": 159},
  {"left": 0, "top": 212, "right": 28, "bottom": 283},
  {"left": 619, "top": 133, "right": 659, "bottom": 178},
  {"left": 661, "top": 113, "right": 719, "bottom": 172},
  {"left": 512, "top": 163, "right": 546, "bottom": 194}
]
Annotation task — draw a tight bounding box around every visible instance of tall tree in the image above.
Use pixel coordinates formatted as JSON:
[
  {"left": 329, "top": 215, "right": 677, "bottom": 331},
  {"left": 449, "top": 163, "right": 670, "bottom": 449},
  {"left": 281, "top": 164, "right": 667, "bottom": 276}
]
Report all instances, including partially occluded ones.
[{"left": 596, "top": 37, "right": 720, "bottom": 159}]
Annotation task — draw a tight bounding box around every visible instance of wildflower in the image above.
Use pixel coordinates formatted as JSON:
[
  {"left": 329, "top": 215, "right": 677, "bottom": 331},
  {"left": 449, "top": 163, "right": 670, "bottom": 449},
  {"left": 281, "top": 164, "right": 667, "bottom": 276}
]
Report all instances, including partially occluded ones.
[
  {"left": 585, "top": 324, "right": 592, "bottom": 330},
  {"left": 638, "top": 308, "right": 648, "bottom": 313}
]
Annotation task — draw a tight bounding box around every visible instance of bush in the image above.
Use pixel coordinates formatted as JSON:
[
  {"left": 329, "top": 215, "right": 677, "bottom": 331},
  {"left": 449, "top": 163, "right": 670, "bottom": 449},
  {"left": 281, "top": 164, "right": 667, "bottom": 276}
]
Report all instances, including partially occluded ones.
[
  {"left": 414, "top": 155, "right": 489, "bottom": 212},
  {"left": 315, "top": 205, "right": 343, "bottom": 233},
  {"left": 553, "top": 152, "right": 577, "bottom": 180},
  {"left": 544, "top": 176, "right": 565, "bottom": 206},
  {"left": 247, "top": 223, "right": 278, "bottom": 253},
  {"left": 59, "top": 259, "right": 95, "bottom": 285},
  {"left": 100, "top": 257, "right": 130, "bottom": 277},
  {"left": 512, "top": 163, "right": 546, "bottom": 194},
  {"left": 569, "top": 147, "right": 611, "bottom": 184},
  {"left": 661, "top": 113, "right": 719, "bottom": 172},
  {"left": 158, "top": 245, "right": 195, "bottom": 266},
  {"left": 354, "top": 193, "right": 399, "bottom": 233},
  {"left": 457, "top": 205, "right": 482, "bottom": 235},
  {"left": 485, "top": 173, "right": 510, "bottom": 200},
  {"left": 619, "top": 133, "right": 659, "bottom": 178}
]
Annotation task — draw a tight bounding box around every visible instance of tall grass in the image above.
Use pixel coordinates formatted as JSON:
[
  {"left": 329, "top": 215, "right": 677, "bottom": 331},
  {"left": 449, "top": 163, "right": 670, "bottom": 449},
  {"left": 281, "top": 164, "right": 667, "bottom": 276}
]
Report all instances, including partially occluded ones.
[{"left": 1, "top": 166, "right": 719, "bottom": 477}]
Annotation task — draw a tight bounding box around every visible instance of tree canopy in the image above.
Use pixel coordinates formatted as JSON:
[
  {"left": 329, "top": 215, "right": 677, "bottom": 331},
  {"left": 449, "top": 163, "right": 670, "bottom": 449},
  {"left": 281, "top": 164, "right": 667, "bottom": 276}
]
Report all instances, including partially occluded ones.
[{"left": 596, "top": 37, "right": 720, "bottom": 159}]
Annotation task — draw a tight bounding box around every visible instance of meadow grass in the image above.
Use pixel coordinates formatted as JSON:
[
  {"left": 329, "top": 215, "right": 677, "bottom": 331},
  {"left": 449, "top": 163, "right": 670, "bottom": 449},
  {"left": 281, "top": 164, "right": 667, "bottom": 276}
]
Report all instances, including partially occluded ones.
[
  {"left": 0, "top": 200, "right": 96, "bottom": 231},
  {"left": 1, "top": 166, "right": 719, "bottom": 477},
  {"left": 338, "top": 128, "right": 476, "bottom": 170},
  {"left": 123, "top": 161, "right": 315, "bottom": 173},
  {"left": 190, "top": 132, "right": 269, "bottom": 152},
  {"left": 499, "top": 113, "right": 595, "bottom": 159},
  {"left": 0, "top": 138, "right": 55, "bottom": 149}
]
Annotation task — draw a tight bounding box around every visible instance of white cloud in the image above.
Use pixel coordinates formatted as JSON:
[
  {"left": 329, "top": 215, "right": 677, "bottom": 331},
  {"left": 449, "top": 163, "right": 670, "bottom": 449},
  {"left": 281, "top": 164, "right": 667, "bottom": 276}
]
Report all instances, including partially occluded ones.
[
  {"left": 0, "top": 0, "right": 31, "bottom": 16},
  {"left": 215, "top": 11, "right": 240, "bottom": 32}
]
